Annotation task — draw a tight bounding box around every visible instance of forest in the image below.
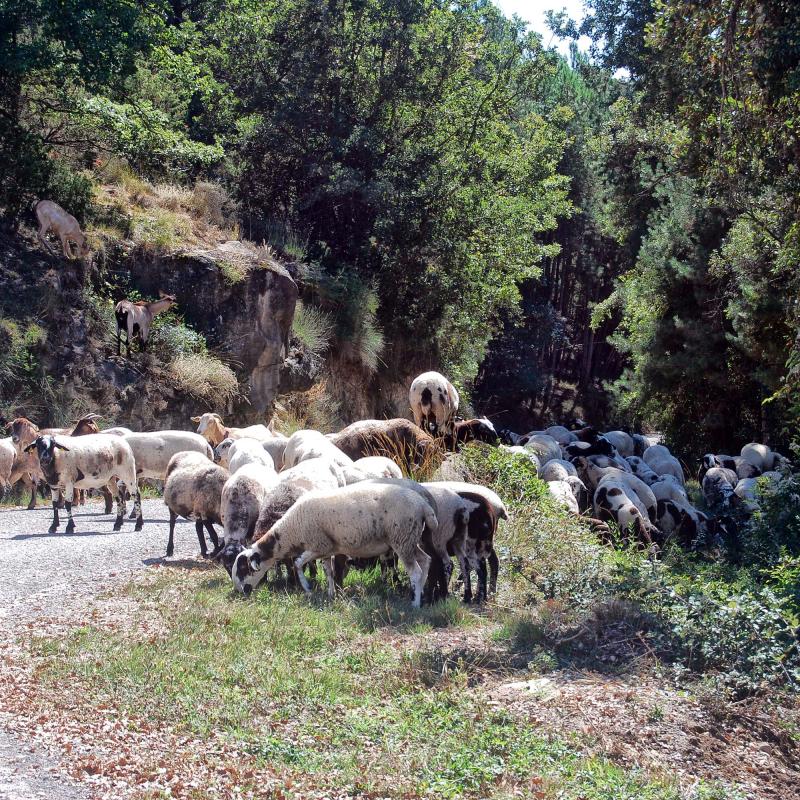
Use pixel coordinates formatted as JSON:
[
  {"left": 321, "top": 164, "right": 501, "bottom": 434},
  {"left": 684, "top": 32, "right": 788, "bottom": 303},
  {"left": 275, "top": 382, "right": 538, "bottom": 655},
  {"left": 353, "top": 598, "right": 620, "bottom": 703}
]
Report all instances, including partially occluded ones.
[{"left": 1, "top": 1, "right": 800, "bottom": 798}]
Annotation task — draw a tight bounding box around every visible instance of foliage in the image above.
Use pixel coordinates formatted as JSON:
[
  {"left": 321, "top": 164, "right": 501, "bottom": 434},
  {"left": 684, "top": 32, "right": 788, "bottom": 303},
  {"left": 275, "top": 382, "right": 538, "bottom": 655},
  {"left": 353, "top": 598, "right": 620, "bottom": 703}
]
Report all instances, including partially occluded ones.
[
  {"left": 168, "top": 353, "right": 239, "bottom": 404},
  {"left": 291, "top": 302, "right": 334, "bottom": 357}
]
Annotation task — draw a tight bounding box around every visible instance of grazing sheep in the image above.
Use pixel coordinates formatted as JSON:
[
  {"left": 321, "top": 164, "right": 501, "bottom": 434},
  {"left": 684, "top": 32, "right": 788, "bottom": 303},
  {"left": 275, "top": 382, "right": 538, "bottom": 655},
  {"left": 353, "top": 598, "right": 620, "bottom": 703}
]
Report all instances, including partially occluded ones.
[
  {"left": 700, "top": 453, "right": 761, "bottom": 483},
  {"left": 523, "top": 434, "right": 562, "bottom": 465},
  {"left": 578, "top": 458, "right": 657, "bottom": 523},
  {"left": 649, "top": 475, "right": 689, "bottom": 503},
  {"left": 33, "top": 200, "right": 90, "bottom": 260},
  {"left": 284, "top": 429, "right": 353, "bottom": 470},
  {"left": 499, "top": 429, "right": 523, "bottom": 445},
  {"left": 115, "top": 294, "right": 176, "bottom": 357},
  {"left": 102, "top": 426, "right": 135, "bottom": 437},
  {"left": 163, "top": 451, "right": 228, "bottom": 557},
  {"left": 701, "top": 467, "right": 739, "bottom": 509},
  {"left": 734, "top": 472, "right": 782, "bottom": 512},
  {"left": 632, "top": 433, "right": 657, "bottom": 457},
  {"left": 593, "top": 479, "right": 656, "bottom": 543},
  {"left": 409, "top": 371, "right": 459, "bottom": 436},
  {"left": 24, "top": 434, "right": 140, "bottom": 533},
  {"left": 445, "top": 417, "right": 499, "bottom": 449},
  {"left": 540, "top": 458, "right": 578, "bottom": 482},
  {"left": 547, "top": 479, "right": 580, "bottom": 514},
  {"left": 602, "top": 431, "right": 635, "bottom": 458},
  {"left": 575, "top": 455, "right": 632, "bottom": 490},
  {"left": 191, "top": 412, "right": 274, "bottom": 447},
  {"left": 0, "top": 436, "right": 41, "bottom": 508},
  {"left": 642, "top": 444, "right": 685, "bottom": 484},
  {"left": 656, "top": 498, "right": 717, "bottom": 547},
  {"left": 217, "top": 457, "right": 348, "bottom": 575},
  {"left": 740, "top": 443, "right": 788, "bottom": 473},
  {"left": 328, "top": 419, "right": 434, "bottom": 467},
  {"left": 233, "top": 483, "right": 436, "bottom": 607},
  {"left": 218, "top": 463, "right": 280, "bottom": 561}
]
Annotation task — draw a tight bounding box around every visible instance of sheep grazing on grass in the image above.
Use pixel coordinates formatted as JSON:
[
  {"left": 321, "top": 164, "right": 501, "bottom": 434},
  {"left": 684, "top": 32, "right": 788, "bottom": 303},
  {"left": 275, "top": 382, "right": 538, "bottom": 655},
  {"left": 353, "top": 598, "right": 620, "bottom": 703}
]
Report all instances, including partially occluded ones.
[
  {"left": 740, "top": 442, "right": 788, "bottom": 473},
  {"left": 33, "top": 200, "right": 90, "bottom": 260},
  {"left": 625, "top": 456, "right": 660, "bottom": 485},
  {"left": 700, "top": 453, "right": 761, "bottom": 482},
  {"left": 602, "top": 431, "right": 635, "bottom": 458},
  {"left": 444, "top": 418, "right": 499, "bottom": 450},
  {"left": 191, "top": 412, "right": 274, "bottom": 447},
  {"left": 260, "top": 434, "right": 289, "bottom": 471},
  {"left": 163, "top": 451, "right": 228, "bottom": 558},
  {"left": 546, "top": 476, "right": 589, "bottom": 515},
  {"left": 328, "top": 419, "right": 434, "bottom": 468},
  {"left": 522, "top": 434, "right": 561, "bottom": 465},
  {"left": 115, "top": 294, "right": 176, "bottom": 357},
  {"left": 24, "top": 434, "right": 140, "bottom": 533},
  {"left": 233, "top": 483, "right": 437, "bottom": 607},
  {"left": 656, "top": 498, "right": 721, "bottom": 549},
  {"left": 409, "top": 371, "right": 459, "bottom": 436},
  {"left": 543, "top": 425, "right": 578, "bottom": 445},
  {"left": 539, "top": 458, "right": 577, "bottom": 482},
  {"left": 702, "top": 466, "right": 739, "bottom": 510},
  {"left": 500, "top": 445, "right": 541, "bottom": 473},
  {"left": 564, "top": 436, "right": 615, "bottom": 459},
  {"left": 649, "top": 475, "right": 688, "bottom": 503},
  {"left": 593, "top": 479, "right": 656, "bottom": 544}
]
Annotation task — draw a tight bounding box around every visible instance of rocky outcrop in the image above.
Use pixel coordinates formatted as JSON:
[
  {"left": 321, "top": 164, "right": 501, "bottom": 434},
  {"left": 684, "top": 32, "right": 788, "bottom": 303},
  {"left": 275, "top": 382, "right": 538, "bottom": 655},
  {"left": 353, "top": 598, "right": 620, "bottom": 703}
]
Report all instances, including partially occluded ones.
[{"left": 126, "top": 240, "right": 297, "bottom": 417}]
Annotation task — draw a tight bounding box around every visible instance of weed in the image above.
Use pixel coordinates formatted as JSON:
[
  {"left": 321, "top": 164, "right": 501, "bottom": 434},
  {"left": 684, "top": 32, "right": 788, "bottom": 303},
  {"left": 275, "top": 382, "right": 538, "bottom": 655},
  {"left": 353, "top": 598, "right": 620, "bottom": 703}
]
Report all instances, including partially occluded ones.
[
  {"left": 291, "top": 301, "right": 334, "bottom": 356},
  {"left": 168, "top": 353, "right": 239, "bottom": 404}
]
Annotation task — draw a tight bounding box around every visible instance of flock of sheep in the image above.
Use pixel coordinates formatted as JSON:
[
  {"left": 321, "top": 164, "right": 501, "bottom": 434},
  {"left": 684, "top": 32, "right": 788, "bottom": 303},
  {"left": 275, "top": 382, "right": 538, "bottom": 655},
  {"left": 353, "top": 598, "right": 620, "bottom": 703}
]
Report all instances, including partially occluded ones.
[{"left": 1, "top": 369, "right": 790, "bottom": 606}]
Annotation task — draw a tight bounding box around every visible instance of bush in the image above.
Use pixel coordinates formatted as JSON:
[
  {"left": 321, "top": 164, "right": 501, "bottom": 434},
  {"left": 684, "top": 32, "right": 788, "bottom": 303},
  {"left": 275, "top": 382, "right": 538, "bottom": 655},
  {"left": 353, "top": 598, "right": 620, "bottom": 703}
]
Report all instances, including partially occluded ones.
[
  {"left": 169, "top": 353, "right": 239, "bottom": 404},
  {"left": 149, "top": 312, "right": 208, "bottom": 358},
  {"left": 291, "top": 302, "right": 334, "bottom": 356}
]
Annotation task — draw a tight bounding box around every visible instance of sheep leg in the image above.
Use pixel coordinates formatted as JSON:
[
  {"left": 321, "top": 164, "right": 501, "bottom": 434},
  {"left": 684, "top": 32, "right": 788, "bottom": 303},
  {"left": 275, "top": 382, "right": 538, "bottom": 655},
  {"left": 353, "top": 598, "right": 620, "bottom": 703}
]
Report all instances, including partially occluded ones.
[
  {"left": 293, "top": 551, "right": 319, "bottom": 595},
  {"left": 132, "top": 490, "right": 143, "bottom": 531},
  {"left": 24, "top": 474, "right": 37, "bottom": 509},
  {"left": 423, "top": 555, "right": 444, "bottom": 605},
  {"left": 101, "top": 485, "right": 114, "bottom": 514},
  {"left": 166, "top": 510, "right": 177, "bottom": 556},
  {"left": 475, "top": 558, "right": 488, "bottom": 604},
  {"left": 195, "top": 520, "right": 208, "bottom": 556},
  {"left": 487, "top": 548, "right": 499, "bottom": 595},
  {"left": 48, "top": 489, "right": 60, "bottom": 533},
  {"left": 64, "top": 499, "right": 75, "bottom": 534},
  {"left": 203, "top": 521, "right": 221, "bottom": 556},
  {"left": 458, "top": 554, "right": 473, "bottom": 604},
  {"left": 322, "top": 558, "right": 336, "bottom": 599},
  {"left": 398, "top": 551, "right": 425, "bottom": 609},
  {"left": 333, "top": 554, "right": 349, "bottom": 589},
  {"left": 113, "top": 486, "right": 125, "bottom": 531}
]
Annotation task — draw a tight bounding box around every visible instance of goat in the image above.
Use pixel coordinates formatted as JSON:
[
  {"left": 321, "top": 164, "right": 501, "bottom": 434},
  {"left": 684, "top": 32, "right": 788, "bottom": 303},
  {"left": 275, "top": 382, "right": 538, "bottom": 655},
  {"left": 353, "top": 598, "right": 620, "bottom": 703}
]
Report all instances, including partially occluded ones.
[
  {"left": 115, "top": 294, "right": 176, "bottom": 357},
  {"left": 33, "top": 200, "right": 90, "bottom": 260},
  {"left": 191, "top": 412, "right": 274, "bottom": 447}
]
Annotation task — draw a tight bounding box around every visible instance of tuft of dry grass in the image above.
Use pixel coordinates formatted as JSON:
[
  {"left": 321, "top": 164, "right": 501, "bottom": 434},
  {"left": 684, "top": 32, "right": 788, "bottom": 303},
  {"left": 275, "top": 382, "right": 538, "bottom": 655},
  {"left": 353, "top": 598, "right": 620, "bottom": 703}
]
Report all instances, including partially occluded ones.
[
  {"left": 273, "top": 380, "right": 342, "bottom": 435},
  {"left": 168, "top": 353, "right": 239, "bottom": 404}
]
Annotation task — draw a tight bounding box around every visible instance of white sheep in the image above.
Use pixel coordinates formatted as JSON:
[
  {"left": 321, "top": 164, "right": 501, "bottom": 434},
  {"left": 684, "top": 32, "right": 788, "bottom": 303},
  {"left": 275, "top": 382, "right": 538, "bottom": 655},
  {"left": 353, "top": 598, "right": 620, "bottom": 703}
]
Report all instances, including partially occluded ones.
[
  {"left": 543, "top": 425, "right": 578, "bottom": 445},
  {"left": 593, "top": 477, "right": 656, "bottom": 542},
  {"left": 702, "top": 467, "right": 738, "bottom": 509},
  {"left": 643, "top": 444, "right": 685, "bottom": 485},
  {"left": 261, "top": 434, "right": 289, "bottom": 471},
  {"left": 656, "top": 497, "right": 715, "bottom": 546},
  {"left": 123, "top": 431, "right": 212, "bottom": 482},
  {"left": 219, "top": 463, "right": 280, "bottom": 553},
  {"left": 579, "top": 459, "right": 657, "bottom": 523},
  {"left": 232, "top": 483, "right": 436, "bottom": 606},
  {"left": 283, "top": 429, "right": 353, "bottom": 470},
  {"left": 24, "top": 434, "right": 140, "bottom": 533},
  {"left": 163, "top": 451, "right": 229, "bottom": 557},
  {"left": 34, "top": 200, "right": 90, "bottom": 260},
  {"left": 225, "top": 438, "right": 275, "bottom": 475},
  {"left": 409, "top": 371, "right": 459, "bottom": 435},
  {"left": 539, "top": 458, "right": 577, "bottom": 482},
  {"left": 649, "top": 475, "right": 689, "bottom": 503},
  {"left": 500, "top": 445, "right": 541, "bottom": 473},
  {"left": 547, "top": 479, "right": 580, "bottom": 514},
  {"left": 625, "top": 456, "right": 660, "bottom": 484}
]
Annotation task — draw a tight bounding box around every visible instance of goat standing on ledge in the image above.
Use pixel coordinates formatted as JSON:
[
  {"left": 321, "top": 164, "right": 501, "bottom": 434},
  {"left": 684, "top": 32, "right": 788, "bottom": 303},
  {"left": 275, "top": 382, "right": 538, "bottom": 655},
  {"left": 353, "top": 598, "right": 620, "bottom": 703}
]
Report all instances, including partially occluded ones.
[
  {"left": 33, "top": 200, "right": 90, "bottom": 260},
  {"left": 115, "top": 294, "right": 176, "bottom": 357}
]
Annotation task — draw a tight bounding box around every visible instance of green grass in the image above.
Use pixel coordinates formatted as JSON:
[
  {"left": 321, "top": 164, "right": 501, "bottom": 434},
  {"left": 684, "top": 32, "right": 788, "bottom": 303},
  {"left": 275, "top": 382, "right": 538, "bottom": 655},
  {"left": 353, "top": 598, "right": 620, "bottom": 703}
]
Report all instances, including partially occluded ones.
[{"left": 34, "top": 572, "right": 737, "bottom": 799}]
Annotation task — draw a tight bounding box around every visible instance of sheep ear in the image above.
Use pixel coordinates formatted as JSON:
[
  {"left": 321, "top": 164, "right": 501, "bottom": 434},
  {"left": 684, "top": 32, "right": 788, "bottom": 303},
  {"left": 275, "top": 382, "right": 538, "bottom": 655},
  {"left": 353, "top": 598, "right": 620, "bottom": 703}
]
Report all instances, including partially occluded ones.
[
  {"left": 248, "top": 552, "right": 262, "bottom": 571},
  {"left": 191, "top": 416, "right": 201, "bottom": 423},
  {"left": 54, "top": 442, "right": 70, "bottom": 451}
]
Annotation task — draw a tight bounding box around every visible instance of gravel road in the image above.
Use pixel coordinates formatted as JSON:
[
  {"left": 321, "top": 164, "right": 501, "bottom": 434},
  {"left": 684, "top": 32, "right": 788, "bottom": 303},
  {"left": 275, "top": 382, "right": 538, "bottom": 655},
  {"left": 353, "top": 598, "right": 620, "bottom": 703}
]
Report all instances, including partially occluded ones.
[{"left": 0, "top": 498, "right": 207, "bottom": 799}]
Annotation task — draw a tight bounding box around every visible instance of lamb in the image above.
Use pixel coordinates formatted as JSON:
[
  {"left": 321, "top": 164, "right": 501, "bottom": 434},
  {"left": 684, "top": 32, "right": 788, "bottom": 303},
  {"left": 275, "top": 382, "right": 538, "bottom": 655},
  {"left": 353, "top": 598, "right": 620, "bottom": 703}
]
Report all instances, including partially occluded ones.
[
  {"left": 212, "top": 437, "right": 275, "bottom": 474},
  {"left": 115, "top": 294, "right": 176, "bottom": 357},
  {"left": 701, "top": 466, "right": 739, "bottom": 509},
  {"left": 232, "top": 483, "right": 436, "bottom": 607},
  {"left": 163, "top": 451, "right": 228, "bottom": 557},
  {"left": 23, "top": 434, "right": 141, "bottom": 533},
  {"left": 191, "top": 413, "right": 274, "bottom": 447},
  {"left": 283, "top": 429, "right": 354, "bottom": 470},
  {"left": 523, "top": 434, "right": 562, "bottom": 465},
  {"left": 642, "top": 444, "right": 685, "bottom": 484},
  {"left": 539, "top": 458, "right": 578, "bottom": 482},
  {"left": 327, "top": 419, "right": 434, "bottom": 467},
  {"left": 444, "top": 418, "right": 499, "bottom": 449},
  {"left": 602, "top": 431, "right": 635, "bottom": 458},
  {"left": 409, "top": 371, "right": 460, "bottom": 436},
  {"left": 427, "top": 481, "right": 507, "bottom": 599},
  {"left": 217, "top": 457, "right": 347, "bottom": 574},
  {"left": 33, "top": 200, "right": 90, "bottom": 260}
]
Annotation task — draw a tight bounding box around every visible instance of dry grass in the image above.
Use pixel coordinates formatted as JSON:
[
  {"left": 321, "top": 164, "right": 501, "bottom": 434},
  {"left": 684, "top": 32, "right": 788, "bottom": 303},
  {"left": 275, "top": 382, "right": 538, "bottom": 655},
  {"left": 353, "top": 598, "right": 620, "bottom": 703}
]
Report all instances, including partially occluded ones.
[
  {"left": 273, "top": 380, "right": 342, "bottom": 435},
  {"left": 168, "top": 353, "right": 239, "bottom": 404}
]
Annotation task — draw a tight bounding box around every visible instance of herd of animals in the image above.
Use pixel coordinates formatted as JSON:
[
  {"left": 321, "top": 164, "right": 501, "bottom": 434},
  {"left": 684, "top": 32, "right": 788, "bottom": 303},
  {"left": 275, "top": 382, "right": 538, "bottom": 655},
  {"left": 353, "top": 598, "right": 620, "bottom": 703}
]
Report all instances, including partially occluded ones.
[{"left": 1, "top": 365, "right": 792, "bottom": 607}]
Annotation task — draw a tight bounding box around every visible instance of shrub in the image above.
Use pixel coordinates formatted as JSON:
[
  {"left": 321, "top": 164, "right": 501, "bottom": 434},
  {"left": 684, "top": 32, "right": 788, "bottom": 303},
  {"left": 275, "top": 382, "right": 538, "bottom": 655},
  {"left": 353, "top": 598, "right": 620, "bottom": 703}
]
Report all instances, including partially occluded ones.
[
  {"left": 131, "top": 207, "right": 191, "bottom": 251},
  {"left": 169, "top": 353, "right": 239, "bottom": 404},
  {"left": 149, "top": 312, "right": 208, "bottom": 358},
  {"left": 291, "top": 302, "right": 334, "bottom": 356}
]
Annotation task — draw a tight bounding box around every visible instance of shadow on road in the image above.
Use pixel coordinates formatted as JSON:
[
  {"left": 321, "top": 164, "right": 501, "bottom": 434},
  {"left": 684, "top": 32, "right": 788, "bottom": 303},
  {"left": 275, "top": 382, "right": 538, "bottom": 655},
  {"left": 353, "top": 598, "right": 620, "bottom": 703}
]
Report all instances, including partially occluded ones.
[{"left": 143, "top": 556, "right": 217, "bottom": 571}]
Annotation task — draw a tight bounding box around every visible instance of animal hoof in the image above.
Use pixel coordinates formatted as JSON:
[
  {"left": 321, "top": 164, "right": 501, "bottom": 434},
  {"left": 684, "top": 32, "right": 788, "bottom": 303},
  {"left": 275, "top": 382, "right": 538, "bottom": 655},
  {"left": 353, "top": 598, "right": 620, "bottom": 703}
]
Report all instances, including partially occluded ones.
[
  {"left": 134, "top": 520, "right": 143, "bottom": 532},
  {"left": 113, "top": 521, "right": 123, "bottom": 531},
  {"left": 48, "top": 524, "right": 59, "bottom": 534},
  {"left": 65, "top": 522, "right": 75, "bottom": 534}
]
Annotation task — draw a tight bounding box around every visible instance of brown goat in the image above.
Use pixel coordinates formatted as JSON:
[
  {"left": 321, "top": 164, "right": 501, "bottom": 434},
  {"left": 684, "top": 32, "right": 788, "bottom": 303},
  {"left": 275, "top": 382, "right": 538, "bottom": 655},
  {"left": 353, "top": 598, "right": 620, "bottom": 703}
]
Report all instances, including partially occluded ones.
[
  {"left": 115, "top": 294, "right": 176, "bottom": 357},
  {"left": 34, "top": 200, "right": 90, "bottom": 260}
]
